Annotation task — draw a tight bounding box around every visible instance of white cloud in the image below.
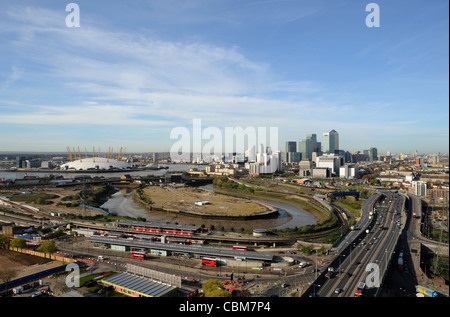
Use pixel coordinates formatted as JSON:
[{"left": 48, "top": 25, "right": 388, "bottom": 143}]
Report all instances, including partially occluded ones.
[
  {"left": 2, "top": 66, "right": 24, "bottom": 88},
  {"left": 0, "top": 5, "right": 328, "bottom": 130},
  {"left": 4, "top": 4, "right": 442, "bottom": 153}
]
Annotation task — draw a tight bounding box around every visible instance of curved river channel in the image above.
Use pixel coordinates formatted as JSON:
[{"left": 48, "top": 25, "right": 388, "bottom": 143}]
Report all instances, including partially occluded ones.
[
  {"left": 0, "top": 165, "right": 316, "bottom": 230},
  {"left": 101, "top": 185, "right": 316, "bottom": 231}
]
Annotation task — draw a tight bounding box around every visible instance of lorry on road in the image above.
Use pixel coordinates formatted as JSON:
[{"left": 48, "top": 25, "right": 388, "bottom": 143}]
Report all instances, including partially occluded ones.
[
  {"left": 415, "top": 285, "right": 438, "bottom": 297},
  {"left": 355, "top": 282, "right": 366, "bottom": 296}
]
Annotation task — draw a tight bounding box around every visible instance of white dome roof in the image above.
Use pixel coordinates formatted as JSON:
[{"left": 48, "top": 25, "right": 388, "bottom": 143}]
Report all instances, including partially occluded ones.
[{"left": 60, "top": 157, "right": 131, "bottom": 171}]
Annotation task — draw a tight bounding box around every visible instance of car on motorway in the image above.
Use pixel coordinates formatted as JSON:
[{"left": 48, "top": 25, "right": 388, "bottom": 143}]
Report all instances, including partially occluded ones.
[{"left": 335, "top": 288, "right": 342, "bottom": 294}]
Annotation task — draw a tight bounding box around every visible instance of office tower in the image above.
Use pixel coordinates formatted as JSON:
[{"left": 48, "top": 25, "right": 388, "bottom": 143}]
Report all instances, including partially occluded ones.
[
  {"left": 287, "top": 152, "right": 301, "bottom": 163},
  {"left": 369, "top": 147, "right": 378, "bottom": 162},
  {"left": 245, "top": 145, "right": 256, "bottom": 162},
  {"left": 306, "top": 134, "right": 318, "bottom": 154},
  {"left": 412, "top": 181, "right": 427, "bottom": 197},
  {"left": 284, "top": 141, "right": 301, "bottom": 163},
  {"left": 298, "top": 138, "right": 309, "bottom": 161},
  {"left": 298, "top": 134, "right": 321, "bottom": 161},
  {"left": 249, "top": 146, "right": 281, "bottom": 175},
  {"left": 322, "top": 129, "right": 339, "bottom": 154},
  {"left": 285, "top": 141, "right": 297, "bottom": 153}
]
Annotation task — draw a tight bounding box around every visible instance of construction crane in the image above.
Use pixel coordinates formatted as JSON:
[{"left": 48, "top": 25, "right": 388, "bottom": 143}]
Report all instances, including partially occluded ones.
[{"left": 66, "top": 147, "right": 74, "bottom": 162}]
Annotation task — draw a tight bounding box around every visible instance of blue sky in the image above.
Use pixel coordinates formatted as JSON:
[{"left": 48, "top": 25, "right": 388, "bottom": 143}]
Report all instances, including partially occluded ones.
[{"left": 0, "top": 0, "right": 448, "bottom": 154}]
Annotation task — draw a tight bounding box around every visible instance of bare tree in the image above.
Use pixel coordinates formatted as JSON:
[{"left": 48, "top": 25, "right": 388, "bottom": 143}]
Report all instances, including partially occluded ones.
[
  {"left": 51, "top": 277, "right": 68, "bottom": 296},
  {"left": 0, "top": 269, "right": 17, "bottom": 296}
]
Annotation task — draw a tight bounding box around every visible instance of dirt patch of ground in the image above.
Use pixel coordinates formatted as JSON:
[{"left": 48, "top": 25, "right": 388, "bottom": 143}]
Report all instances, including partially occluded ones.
[
  {"left": 143, "top": 186, "right": 270, "bottom": 217},
  {"left": 0, "top": 249, "right": 55, "bottom": 279}
]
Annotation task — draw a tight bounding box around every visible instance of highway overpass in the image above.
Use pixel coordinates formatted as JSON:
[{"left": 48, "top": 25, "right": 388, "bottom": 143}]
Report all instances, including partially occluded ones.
[{"left": 303, "top": 191, "right": 406, "bottom": 297}]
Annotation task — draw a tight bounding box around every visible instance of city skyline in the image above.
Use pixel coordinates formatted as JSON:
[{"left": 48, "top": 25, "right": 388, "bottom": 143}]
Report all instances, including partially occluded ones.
[{"left": 0, "top": 0, "right": 448, "bottom": 154}]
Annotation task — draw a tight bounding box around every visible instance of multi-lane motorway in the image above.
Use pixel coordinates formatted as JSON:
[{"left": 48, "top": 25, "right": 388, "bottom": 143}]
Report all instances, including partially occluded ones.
[{"left": 304, "top": 191, "right": 406, "bottom": 297}]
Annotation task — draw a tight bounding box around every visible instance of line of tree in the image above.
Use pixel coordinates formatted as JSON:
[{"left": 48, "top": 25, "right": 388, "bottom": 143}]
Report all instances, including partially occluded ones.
[{"left": 213, "top": 177, "right": 255, "bottom": 193}]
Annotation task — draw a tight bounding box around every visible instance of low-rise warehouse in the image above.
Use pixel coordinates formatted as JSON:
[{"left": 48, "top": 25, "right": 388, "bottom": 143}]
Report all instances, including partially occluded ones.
[{"left": 102, "top": 272, "right": 177, "bottom": 297}]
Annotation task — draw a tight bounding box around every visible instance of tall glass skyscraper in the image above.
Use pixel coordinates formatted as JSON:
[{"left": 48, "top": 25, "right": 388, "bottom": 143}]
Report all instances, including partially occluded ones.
[
  {"left": 322, "top": 129, "right": 339, "bottom": 154},
  {"left": 298, "top": 134, "right": 320, "bottom": 160},
  {"left": 285, "top": 141, "right": 297, "bottom": 153}
]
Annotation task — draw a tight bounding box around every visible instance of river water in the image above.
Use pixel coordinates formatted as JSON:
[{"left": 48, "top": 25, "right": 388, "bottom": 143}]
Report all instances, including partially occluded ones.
[{"left": 0, "top": 164, "right": 202, "bottom": 180}]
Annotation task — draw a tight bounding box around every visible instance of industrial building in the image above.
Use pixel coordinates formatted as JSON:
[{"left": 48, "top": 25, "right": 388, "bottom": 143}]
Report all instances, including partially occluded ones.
[
  {"left": 315, "top": 153, "right": 344, "bottom": 176},
  {"left": 101, "top": 264, "right": 180, "bottom": 297},
  {"left": 339, "top": 164, "right": 359, "bottom": 179}
]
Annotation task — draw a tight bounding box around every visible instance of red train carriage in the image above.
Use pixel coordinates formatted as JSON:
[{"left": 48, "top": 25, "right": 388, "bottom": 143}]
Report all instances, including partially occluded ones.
[
  {"left": 162, "top": 229, "right": 194, "bottom": 236},
  {"left": 132, "top": 226, "right": 162, "bottom": 234},
  {"left": 187, "top": 239, "right": 205, "bottom": 245},
  {"left": 132, "top": 226, "right": 195, "bottom": 237}
]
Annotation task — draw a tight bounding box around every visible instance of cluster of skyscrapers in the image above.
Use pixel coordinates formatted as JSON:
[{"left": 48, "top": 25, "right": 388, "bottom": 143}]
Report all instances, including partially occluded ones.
[
  {"left": 283, "top": 129, "right": 340, "bottom": 163},
  {"left": 238, "top": 129, "right": 379, "bottom": 178},
  {"left": 283, "top": 129, "right": 377, "bottom": 179}
]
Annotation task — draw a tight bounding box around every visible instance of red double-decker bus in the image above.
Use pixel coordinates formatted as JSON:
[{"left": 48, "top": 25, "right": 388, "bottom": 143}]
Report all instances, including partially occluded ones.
[
  {"left": 131, "top": 251, "right": 145, "bottom": 260},
  {"left": 233, "top": 246, "right": 247, "bottom": 251},
  {"left": 201, "top": 257, "right": 218, "bottom": 267}
]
